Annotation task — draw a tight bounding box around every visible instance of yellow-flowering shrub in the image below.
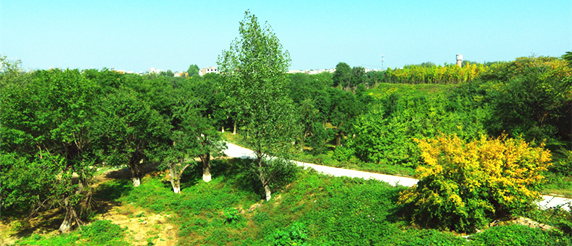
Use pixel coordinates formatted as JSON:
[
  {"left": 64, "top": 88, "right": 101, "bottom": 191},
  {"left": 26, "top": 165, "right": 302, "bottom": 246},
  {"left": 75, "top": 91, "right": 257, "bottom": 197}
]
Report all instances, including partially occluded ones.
[{"left": 398, "top": 134, "right": 551, "bottom": 232}]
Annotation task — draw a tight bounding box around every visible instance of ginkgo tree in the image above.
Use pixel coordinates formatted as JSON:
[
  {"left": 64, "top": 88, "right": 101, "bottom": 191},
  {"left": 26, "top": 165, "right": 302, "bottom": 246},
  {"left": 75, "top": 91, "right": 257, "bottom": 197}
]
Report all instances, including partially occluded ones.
[{"left": 398, "top": 134, "right": 552, "bottom": 232}]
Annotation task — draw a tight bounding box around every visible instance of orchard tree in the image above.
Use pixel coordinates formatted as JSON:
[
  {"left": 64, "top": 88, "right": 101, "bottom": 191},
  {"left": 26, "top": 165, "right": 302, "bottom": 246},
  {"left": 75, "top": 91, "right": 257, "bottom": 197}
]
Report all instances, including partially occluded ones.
[
  {"left": 0, "top": 55, "right": 26, "bottom": 88},
  {"left": 94, "top": 83, "right": 169, "bottom": 187},
  {"left": 333, "top": 62, "right": 351, "bottom": 89},
  {"left": 218, "top": 11, "right": 298, "bottom": 201},
  {"left": 167, "top": 78, "right": 227, "bottom": 188},
  {"left": 187, "top": 64, "right": 200, "bottom": 77},
  {"left": 1, "top": 69, "right": 99, "bottom": 232},
  {"left": 351, "top": 66, "right": 366, "bottom": 89}
]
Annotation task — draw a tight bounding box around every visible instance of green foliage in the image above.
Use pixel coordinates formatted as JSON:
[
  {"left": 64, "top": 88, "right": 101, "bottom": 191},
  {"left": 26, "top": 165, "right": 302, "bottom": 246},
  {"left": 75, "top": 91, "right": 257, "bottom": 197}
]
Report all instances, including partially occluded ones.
[
  {"left": 351, "top": 84, "right": 486, "bottom": 167},
  {"left": 0, "top": 54, "right": 26, "bottom": 88},
  {"left": 14, "top": 220, "right": 128, "bottom": 246},
  {"left": 270, "top": 222, "right": 308, "bottom": 246},
  {"left": 1, "top": 153, "right": 69, "bottom": 215},
  {"left": 224, "top": 208, "right": 241, "bottom": 224},
  {"left": 1, "top": 68, "right": 100, "bottom": 230},
  {"left": 468, "top": 224, "right": 571, "bottom": 246},
  {"left": 332, "top": 145, "right": 354, "bottom": 162},
  {"left": 237, "top": 158, "right": 300, "bottom": 200},
  {"left": 94, "top": 77, "right": 170, "bottom": 186},
  {"left": 333, "top": 62, "right": 351, "bottom": 88},
  {"left": 519, "top": 207, "right": 572, "bottom": 237},
  {"left": 186, "top": 64, "right": 200, "bottom": 77},
  {"left": 218, "top": 10, "right": 298, "bottom": 200},
  {"left": 474, "top": 56, "right": 572, "bottom": 142}
]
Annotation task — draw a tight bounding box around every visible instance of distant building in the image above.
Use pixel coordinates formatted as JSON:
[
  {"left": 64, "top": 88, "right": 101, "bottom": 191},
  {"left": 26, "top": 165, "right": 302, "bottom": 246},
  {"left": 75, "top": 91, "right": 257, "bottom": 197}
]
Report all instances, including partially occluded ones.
[
  {"left": 149, "top": 67, "right": 163, "bottom": 74},
  {"left": 174, "top": 72, "right": 188, "bottom": 77},
  {"left": 289, "top": 68, "right": 336, "bottom": 74},
  {"left": 199, "top": 66, "right": 218, "bottom": 76}
]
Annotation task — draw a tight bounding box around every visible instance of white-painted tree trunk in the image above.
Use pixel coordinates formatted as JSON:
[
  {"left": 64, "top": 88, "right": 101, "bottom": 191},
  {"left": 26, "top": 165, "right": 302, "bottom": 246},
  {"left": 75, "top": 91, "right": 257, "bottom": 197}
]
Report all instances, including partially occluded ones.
[
  {"left": 59, "top": 201, "right": 78, "bottom": 233},
  {"left": 59, "top": 214, "right": 72, "bottom": 233},
  {"left": 203, "top": 173, "right": 212, "bottom": 182},
  {"left": 222, "top": 126, "right": 224, "bottom": 133},
  {"left": 264, "top": 185, "right": 272, "bottom": 201},
  {"left": 173, "top": 186, "right": 180, "bottom": 194},
  {"left": 202, "top": 153, "right": 212, "bottom": 183},
  {"left": 132, "top": 177, "right": 141, "bottom": 187}
]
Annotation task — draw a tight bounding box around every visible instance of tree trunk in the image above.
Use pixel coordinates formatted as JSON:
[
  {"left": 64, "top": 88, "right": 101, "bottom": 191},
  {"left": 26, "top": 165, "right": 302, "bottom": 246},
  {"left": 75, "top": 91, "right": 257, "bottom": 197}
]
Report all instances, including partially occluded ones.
[
  {"left": 233, "top": 122, "right": 237, "bottom": 135},
  {"left": 264, "top": 184, "right": 271, "bottom": 201},
  {"left": 202, "top": 153, "right": 212, "bottom": 182},
  {"left": 128, "top": 156, "right": 142, "bottom": 187},
  {"left": 336, "top": 132, "right": 342, "bottom": 147},
  {"left": 59, "top": 198, "right": 81, "bottom": 233},
  {"left": 132, "top": 177, "right": 141, "bottom": 187},
  {"left": 222, "top": 126, "right": 225, "bottom": 133},
  {"left": 59, "top": 206, "right": 73, "bottom": 233},
  {"left": 258, "top": 158, "right": 271, "bottom": 201},
  {"left": 169, "top": 165, "right": 180, "bottom": 194}
]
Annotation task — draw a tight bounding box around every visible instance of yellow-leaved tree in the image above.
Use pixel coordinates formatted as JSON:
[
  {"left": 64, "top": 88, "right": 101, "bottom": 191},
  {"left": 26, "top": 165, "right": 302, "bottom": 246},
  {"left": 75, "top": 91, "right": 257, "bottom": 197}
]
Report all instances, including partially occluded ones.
[{"left": 398, "top": 134, "right": 551, "bottom": 232}]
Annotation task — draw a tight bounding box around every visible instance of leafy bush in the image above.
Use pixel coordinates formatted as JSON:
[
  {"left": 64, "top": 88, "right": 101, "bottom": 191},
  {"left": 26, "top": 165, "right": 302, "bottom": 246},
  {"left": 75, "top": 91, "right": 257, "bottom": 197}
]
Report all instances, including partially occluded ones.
[
  {"left": 550, "top": 148, "right": 572, "bottom": 176},
  {"left": 270, "top": 222, "right": 309, "bottom": 246},
  {"left": 332, "top": 145, "right": 354, "bottom": 162},
  {"left": 14, "top": 220, "right": 128, "bottom": 246},
  {"left": 224, "top": 208, "right": 241, "bottom": 224},
  {"left": 399, "top": 134, "right": 552, "bottom": 232},
  {"left": 469, "top": 224, "right": 571, "bottom": 246},
  {"left": 399, "top": 229, "right": 468, "bottom": 246}
]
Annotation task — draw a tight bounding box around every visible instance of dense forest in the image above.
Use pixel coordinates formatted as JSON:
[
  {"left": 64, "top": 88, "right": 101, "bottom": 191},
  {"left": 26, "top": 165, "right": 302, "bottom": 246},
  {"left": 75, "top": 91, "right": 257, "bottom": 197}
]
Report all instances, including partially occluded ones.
[{"left": 1, "top": 11, "right": 571, "bottom": 245}]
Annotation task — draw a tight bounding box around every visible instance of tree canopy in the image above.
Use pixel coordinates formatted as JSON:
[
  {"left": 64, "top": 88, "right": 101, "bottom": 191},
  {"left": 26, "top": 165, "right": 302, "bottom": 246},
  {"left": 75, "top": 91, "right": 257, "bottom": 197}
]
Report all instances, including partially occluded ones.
[{"left": 218, "top": 10, "right": 298, "bottom": 201}]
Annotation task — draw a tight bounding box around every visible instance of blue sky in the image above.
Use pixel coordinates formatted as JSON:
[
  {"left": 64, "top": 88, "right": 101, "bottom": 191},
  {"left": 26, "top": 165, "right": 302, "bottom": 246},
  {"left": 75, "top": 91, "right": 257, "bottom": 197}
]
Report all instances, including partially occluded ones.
[{"left": 2, "top": 0, "right": 570, "bottom": 72}]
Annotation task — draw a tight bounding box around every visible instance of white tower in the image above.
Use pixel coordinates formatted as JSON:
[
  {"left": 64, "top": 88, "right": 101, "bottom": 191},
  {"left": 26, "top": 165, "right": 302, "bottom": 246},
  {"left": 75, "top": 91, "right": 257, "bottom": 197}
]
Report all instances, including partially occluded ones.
[{"left": 456, "top": 54, "right": 463, "bottom": 67}]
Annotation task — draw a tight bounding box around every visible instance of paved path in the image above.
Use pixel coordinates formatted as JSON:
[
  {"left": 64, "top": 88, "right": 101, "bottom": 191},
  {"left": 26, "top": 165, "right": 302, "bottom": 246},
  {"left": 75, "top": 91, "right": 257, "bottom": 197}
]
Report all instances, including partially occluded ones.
[{"left": 224, "top": 142, "right": 571, "bottom": 211}]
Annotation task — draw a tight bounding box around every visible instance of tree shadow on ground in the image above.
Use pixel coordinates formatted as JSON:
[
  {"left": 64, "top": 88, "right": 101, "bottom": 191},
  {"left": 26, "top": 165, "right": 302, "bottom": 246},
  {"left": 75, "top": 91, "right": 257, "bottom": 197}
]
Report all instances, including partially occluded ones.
[{"left": 91, "top": 162, "right": 162, "bottom": 216}]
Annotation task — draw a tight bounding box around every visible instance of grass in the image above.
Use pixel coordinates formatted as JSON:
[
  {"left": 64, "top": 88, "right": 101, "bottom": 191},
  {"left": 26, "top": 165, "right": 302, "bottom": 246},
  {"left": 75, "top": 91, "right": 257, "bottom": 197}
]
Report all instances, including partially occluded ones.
[
  {"left": 8, "top": 157, "right": 572, "bottom": 245},
  {"left": 222, "top": 131, "right": 417, "bottom": 178},
  {"left": 542, "top": 172, "right": 572, "bottom": 198},
  {"left": 12, "top": 220, "right": 129, "bottom": 246}
]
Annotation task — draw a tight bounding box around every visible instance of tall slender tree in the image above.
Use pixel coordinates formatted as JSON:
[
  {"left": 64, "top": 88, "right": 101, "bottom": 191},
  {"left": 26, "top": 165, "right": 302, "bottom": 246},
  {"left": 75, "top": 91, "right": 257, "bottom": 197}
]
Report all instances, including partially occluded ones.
[{"left": 218, "top": 11, "right": 298, "bottom": 201}]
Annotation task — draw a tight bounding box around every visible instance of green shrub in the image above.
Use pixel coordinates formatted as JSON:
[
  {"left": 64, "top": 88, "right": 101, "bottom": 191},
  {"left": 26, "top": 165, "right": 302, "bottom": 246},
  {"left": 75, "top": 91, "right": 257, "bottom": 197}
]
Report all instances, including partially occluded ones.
[
  {"left": 14, "top": 220, "right": 128, "bottom": 246},
  {"left": 270, "top": 222, "right": 309, "bottom": 246},
  {"left": 399, "top": 229, "right": 468, "bottom": 246},
  {"left": 332, "top": 145, "right": 354, "bottom": 162},
  {"left": 469, "top": 224, "right": 571, "bottom": 246},
  {"left": 224, "top": 208, "right": 241, "bottom": 224},
  {"left": 79, "top": 220, "right": 127, "bottom": 245}
]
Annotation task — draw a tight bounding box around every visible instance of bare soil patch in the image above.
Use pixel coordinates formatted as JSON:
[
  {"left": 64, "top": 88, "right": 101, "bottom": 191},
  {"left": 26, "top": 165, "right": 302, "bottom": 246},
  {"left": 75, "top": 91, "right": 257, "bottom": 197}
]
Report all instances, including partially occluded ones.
[{"left": 1, "top": 163, "right": 179, "bottom": 245}]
